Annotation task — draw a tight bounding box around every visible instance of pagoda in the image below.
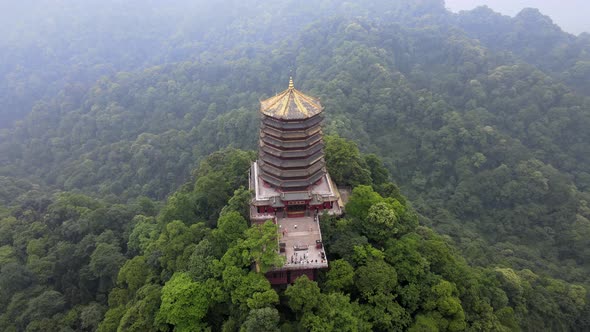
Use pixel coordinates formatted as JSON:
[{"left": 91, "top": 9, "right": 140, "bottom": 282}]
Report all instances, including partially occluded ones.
[{"left": 249, "top": 78, "right": 342, "bottom": 285}]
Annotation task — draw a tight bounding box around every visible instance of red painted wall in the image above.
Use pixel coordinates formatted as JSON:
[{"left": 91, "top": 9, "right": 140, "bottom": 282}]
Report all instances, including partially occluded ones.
[
  {"left": 289, "top": 269, "right": 315, "bottom": 283},
  {"left": 266, "top": 271, "right": 289, "bottom": 285}
]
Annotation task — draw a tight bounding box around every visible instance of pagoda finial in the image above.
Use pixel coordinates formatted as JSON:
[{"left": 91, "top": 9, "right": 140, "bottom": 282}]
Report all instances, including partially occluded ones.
[{"left": 288, "top": 76, "right": 294, "bottom": 89}]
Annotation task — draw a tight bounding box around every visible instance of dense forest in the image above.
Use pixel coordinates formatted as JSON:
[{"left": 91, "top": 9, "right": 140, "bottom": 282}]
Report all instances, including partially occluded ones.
[{"left": 1, "top": 0, "right": 589, "bottom": 330}]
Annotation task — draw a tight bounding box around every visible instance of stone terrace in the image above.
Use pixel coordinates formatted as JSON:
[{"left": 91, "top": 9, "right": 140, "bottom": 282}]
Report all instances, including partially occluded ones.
[{"left": 275, "top": 215, "right": 328, "bottom": 270}]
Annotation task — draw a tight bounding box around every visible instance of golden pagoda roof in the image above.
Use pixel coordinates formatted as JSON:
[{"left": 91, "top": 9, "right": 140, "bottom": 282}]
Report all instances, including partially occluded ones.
[{"left": 260, "top": 78, "right": 323, "bottom": 120}]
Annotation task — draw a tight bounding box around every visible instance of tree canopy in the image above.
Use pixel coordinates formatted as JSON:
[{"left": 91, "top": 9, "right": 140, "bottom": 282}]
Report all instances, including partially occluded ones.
[{"left": 1, "top": 0, "right": 589, "bottom": 330}]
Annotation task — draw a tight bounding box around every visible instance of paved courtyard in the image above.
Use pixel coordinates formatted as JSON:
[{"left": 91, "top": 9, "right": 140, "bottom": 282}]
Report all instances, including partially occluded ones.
[{"left": 277, "top": 216, "right": 328, "bottom": 269}]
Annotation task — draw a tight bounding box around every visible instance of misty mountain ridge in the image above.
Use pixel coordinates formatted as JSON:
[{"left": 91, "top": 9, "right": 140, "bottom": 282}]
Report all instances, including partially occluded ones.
[{"left": 0, "top": 0, "right": 589, "bottom": 331}]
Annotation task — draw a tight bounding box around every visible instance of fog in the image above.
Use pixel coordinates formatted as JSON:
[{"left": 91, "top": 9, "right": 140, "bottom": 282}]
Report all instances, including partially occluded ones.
[
  {"left": 445, "top": 0, "right": 589, "bottom": 35},
  {"left": 0, "top": 1, "right": 589, "bottom": 330}
]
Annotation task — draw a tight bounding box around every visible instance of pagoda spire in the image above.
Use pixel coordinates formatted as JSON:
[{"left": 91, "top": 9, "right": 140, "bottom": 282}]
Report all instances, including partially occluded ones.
[{"left": 288, "top": 76, "right": 294, "bottom": 89}]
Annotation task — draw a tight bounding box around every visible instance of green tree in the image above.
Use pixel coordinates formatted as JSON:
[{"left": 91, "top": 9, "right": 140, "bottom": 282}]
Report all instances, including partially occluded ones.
[
  {"left": 127, "top": 215, "right": 158, "bottom": 256},
  {"left": 364, "top": 293, "right": 411, "bottom": 331},
  {"left": 301, "top": 292, "right": 370, "bottom": 332},
  {"left": 285, "top": 275, "right": 321, "bottom": 315},
  {"left": 423, "top": 280, "right": 467, "bottom": 331},
  {"left": 240, "top": 307, "right": 280, "bottom": 332},
  {"left": 90, "top": 243, "right": 126, "bottom": 293},
  {"left": 80, "top": 302, "right": 107, "bottom": 331},
  {"left": 345, "top": 185, "right": 384, "bottom": 221},
  {"left": 117, "top": 284, "right": 162, "bottom": 332},
  {"left": 325, "top": 259, "right": 355, "bottom": 293},
  {"left": 117, "top": 256, "right": 150, "bottom": 294},
  {"left": 0, "top": 263, "right": 34, "bottom": 301},
  {"left": 222, "top": 221, "right": 283, "bottom": 273},
  {"left": 354, "top": 259, "right": 398, "bottom": 299},
  {"left": 324, "top": 135, "right": 372, "bottom": 186},
  {"left": 220, "top": 187, "right": 252, "bottom": 220},
  {"left": 364, "top": 153, "right": 390, "bottom": 185},
  {"left": 151, "top": 220, "right": 209, "bottom": 272},
  {"left": 22, "top": 290, "right": 66, "bottom": 327},
  {"left": 212, "top": 210, "right": 248, "bottom": 253},
  {"left": 222, "top": 266, "right": 278, "bottom": 311},
  {"left": 363, "top": 202, "right": 399, "bottom": 244},
  {"left": 156, "top": 272, "right": 210, "bottom": 331}
]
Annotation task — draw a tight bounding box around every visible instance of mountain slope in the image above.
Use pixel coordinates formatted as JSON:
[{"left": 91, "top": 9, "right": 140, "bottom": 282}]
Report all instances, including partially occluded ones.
[{"left": 0, "top": 0, "right": 589, "bottom": 320}]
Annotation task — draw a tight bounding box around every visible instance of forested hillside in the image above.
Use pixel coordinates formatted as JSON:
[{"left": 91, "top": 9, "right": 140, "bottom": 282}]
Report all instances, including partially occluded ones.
[
  {"left": 1, "top": 0, "right": 589, "bottom": 330},
  {"left": 1, "top": 145, "right": 587, "bottom": 330}
]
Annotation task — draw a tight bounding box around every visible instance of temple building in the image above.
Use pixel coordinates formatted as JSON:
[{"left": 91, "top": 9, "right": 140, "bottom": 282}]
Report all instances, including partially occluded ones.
[{"left": 249, "top": 78, "right": 342, "bottom": 285}]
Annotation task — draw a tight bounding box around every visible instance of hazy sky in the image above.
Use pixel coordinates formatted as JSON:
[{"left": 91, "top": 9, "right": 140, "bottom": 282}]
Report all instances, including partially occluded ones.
[{"left": 445, "top": 0, "right": 589, "bottom": 35}]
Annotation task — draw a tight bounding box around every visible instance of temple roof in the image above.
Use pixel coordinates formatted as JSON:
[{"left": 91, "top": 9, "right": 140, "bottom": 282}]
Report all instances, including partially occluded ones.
[{"left": 260, "top": 78, "right": 323, "bottom": 120}]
